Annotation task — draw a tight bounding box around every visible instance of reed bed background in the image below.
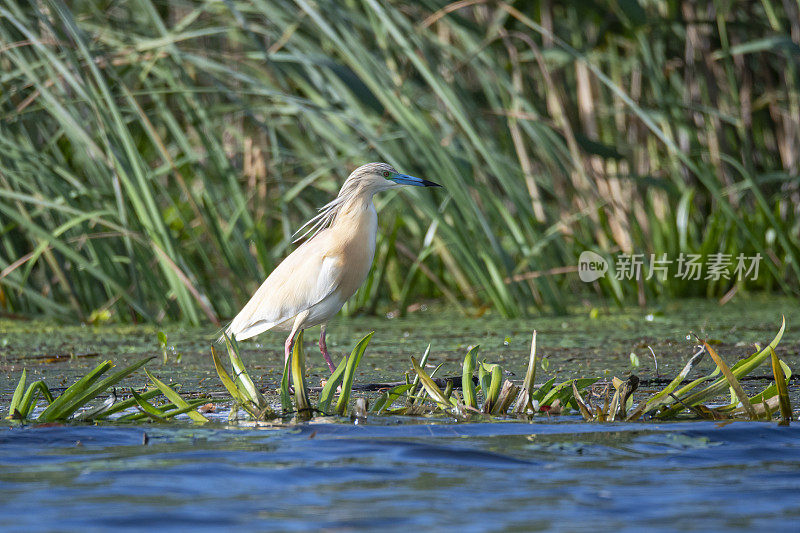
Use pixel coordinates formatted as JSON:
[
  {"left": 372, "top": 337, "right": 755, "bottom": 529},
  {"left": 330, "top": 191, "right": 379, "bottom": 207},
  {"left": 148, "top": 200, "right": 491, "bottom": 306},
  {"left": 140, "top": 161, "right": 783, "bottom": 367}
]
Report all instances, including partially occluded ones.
[{"left": 1, "top": 0, "right": 798, "bottom": 324}]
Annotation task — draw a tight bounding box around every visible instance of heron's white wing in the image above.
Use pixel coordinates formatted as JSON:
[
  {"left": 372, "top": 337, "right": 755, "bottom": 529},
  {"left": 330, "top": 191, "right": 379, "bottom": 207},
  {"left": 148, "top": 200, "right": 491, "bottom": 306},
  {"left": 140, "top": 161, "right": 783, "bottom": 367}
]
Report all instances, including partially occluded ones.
[{"left": 226, "top": 234, "right": 343, "bottom": 340}]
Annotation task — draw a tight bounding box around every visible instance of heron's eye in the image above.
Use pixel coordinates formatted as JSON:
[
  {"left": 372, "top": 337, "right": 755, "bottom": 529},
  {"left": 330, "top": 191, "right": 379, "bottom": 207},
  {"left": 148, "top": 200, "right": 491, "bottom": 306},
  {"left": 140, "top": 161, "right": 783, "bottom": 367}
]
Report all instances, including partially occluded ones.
[{"left": 383, "top": 171, "right": 390, "bottom": 178}]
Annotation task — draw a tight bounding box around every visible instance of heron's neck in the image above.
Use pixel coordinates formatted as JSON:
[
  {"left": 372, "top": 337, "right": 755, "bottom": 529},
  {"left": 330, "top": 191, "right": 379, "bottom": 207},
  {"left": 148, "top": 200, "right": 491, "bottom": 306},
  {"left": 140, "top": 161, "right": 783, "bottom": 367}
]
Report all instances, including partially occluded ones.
[
  {"left": 336, "top": 192, "right": 373, "bottom": 220},
  {"left": 332, "top": 193, "right": 378, "bottom": 241}
]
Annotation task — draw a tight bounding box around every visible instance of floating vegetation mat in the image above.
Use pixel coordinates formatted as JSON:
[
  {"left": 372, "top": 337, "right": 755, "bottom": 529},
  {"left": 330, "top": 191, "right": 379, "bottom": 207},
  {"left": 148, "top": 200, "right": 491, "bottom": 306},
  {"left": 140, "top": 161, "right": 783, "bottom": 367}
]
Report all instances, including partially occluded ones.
[
  {"left": 5, "top": 318, "right": 793, "bottom": 426},
  {"left": 214, "top": 318, "right": 794, "bottom": 425}
]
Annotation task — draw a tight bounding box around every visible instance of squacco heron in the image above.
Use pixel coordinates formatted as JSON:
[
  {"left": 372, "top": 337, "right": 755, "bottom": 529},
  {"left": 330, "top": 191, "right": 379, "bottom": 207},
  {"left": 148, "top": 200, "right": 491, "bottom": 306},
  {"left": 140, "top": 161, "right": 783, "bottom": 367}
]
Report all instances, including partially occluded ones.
[{"left": 225, "top": 162, "right": 441, "bottom": 374}]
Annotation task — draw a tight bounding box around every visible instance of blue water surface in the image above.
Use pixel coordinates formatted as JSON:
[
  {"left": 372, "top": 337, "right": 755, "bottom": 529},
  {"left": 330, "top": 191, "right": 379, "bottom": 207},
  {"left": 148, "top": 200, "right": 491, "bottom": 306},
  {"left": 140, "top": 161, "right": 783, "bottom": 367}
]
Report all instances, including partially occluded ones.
[{"left": 0, "top": 419, "right": 798, "bottom": 532}]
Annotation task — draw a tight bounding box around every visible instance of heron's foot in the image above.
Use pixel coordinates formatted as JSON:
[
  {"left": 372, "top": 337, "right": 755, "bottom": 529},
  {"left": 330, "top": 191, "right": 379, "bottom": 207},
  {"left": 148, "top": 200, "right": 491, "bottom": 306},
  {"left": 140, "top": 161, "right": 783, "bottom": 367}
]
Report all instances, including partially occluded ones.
[
  {"left": 319, "top": 377, "right": 343, "bottom": 394},
  {"left": 276, "top": 384, "right": 295, "bottom": 395}
]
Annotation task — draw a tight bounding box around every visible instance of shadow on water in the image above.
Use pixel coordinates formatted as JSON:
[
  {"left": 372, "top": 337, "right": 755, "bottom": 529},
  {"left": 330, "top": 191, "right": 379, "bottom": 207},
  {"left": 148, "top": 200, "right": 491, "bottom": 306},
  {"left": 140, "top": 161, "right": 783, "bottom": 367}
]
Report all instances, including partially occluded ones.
[{"left": 1, "top": 419, "right": 799, "bottom": 531}]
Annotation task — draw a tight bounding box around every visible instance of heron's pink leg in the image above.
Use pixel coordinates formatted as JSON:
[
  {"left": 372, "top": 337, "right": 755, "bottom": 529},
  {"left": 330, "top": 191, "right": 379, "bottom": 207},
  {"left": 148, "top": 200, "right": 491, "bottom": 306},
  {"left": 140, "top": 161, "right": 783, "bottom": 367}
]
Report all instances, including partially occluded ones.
[
  {"left": 320, "top": 325, "right": 335, "bottom": 373},
  {"left": 284, "top": 333, "right": 294, "bottom": 383}
]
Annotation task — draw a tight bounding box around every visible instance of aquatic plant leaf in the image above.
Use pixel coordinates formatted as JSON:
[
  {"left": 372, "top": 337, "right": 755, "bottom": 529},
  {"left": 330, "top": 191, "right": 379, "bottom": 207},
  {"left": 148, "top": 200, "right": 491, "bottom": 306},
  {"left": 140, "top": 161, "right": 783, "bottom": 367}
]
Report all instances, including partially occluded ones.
[
  {"left": 531, "top": 377, "right": 557, "bottom": 402},
  {"left": 704, "top": 341, "right": 757, "bottom": 420},
  {"left": 616, "top": 375, "right": 639, "bottom": 419},
  {"left": 407, "top": 344, "right": 431, "bottom": 404},
  {"left": 130, "top": 389, "right": 168, "bottom": 421},
  {"left": 37, "top": 360, "right": 113, "bottom": 421},
  {"left": 728, "top": 396, "right": 780, "bottom": 419},
  {"left": 158, "top": 331, "right": 168, "bottom": 363},
  {"left": 770, "top": 347, "right": 793, "bottom": 424},
  {"left": 735, "top": 361, "right": 791, "bottom": 411},
  {"left": 211, "top": 345, "right": 248, "bottom": 405},
  {"left": 478, "top": 362, "right": 502, "bottom": 412},
  {"left": 461, "top": 345, "right": 479, "bottom": 408},
  {"left": 491, "top": 380, "right": 519, "bottom": 415},
  {"left": 514, "top": 331, "right": 537, "bottom": 413},
  {"left": 410, "top": 357, "right": 451, "bottom": 409},
  {"left": 94, "top": 388, "right": 165, "bottom": 419},
  {"left": 7, "top": 369, "right": 27, "bottom": 419},
  {"left": 371, "top": 383, "right": 414, "bottom": 414},
  {"left": 658, "top": 318, "right": 785, "bottom": 418},
  {"left": 336, "top": 332, "right": 374, "bottom": 415},
  {"left": 224, "top": 333, "right": 266, "bottom": 408},
  {"left": 145, "top": 368, "right": 208, "bottom": 423},
  {"left": 540, "top": 378, "right": 597, "bottom": 408},
  {"left": 429, "top": 361, "right": 446, "bottom": 379},
  {"left": 572, "top": 381, "right": 593, "bottom": 421},
  {"left": 638, "top": 347, "right": 705, "bottom": 416},
  {"left": 318, "top": 355, "right": 348, "bottom": 414},
  {"left": 291, "top": 330, "right": 311, "bottom": 413},
  {"left": 72, "top": 391, "right": 118, "bottom": 421},
  {"left": 55, "top": 357, "right": 156, "bottom": 421},
  {"left": 36, "top": 357, "right": 153, "bottom": 422},
  {"left": 280, "top": 353, "right": 292, "bottom": 413},
  {"left": 118, "top": 399, "right": 209, "bottom": 422},
  {"left": 159, "top": 400, "right": 215, "bottom": 420},
  {"left": 18, "top": 381, "right": 54, "bottom": 420},
  {"left": 443, "top": 379, "right": 454, "bottom": 400},
  {"left": 608, "top": 380, "right": 622, "bottom": 422},
  {"left": 762, "top": 397, "right": 773, "bottom": 420}
]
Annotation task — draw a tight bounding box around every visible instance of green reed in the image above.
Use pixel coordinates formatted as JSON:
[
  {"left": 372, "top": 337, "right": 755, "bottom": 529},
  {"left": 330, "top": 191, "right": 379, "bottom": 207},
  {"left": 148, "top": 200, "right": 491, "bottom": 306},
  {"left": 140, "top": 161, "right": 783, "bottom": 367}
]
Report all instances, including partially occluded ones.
[{"left": 1, "top": 1, "right": 798, "bottom": 324}]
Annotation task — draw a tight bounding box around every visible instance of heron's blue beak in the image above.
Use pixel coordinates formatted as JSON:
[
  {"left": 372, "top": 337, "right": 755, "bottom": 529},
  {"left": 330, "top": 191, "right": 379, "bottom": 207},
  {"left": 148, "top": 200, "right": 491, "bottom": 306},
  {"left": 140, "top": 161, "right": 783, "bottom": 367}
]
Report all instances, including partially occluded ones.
[{"left": 389, "top": 173, "right": 442, "bottom": 188}]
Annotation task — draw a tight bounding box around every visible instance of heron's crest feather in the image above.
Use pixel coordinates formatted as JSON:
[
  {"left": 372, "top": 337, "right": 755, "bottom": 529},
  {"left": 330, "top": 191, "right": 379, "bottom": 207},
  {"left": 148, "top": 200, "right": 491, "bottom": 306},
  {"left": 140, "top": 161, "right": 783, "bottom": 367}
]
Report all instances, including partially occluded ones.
[{"left": 292, "top": 162, "right": 396, "bottom": 243}]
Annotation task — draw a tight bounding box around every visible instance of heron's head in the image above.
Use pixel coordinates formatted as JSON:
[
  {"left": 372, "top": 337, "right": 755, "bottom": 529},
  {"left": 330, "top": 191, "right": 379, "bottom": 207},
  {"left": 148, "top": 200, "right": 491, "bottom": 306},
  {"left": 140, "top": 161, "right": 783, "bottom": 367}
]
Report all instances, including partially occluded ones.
[
  {"left": 295, "top": 162, "right": 442, "bottom": 242},
  {"left": 342, "top": 162, "right": 441, "bottom": 197}
]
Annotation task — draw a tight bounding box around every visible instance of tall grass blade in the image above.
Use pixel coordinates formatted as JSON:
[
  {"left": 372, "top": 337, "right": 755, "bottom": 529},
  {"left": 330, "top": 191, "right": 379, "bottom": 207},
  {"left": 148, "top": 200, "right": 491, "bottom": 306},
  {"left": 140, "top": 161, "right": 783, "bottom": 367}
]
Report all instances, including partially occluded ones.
[{"left": 1, "top": 2, "right": 798, "bottom": 320}]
